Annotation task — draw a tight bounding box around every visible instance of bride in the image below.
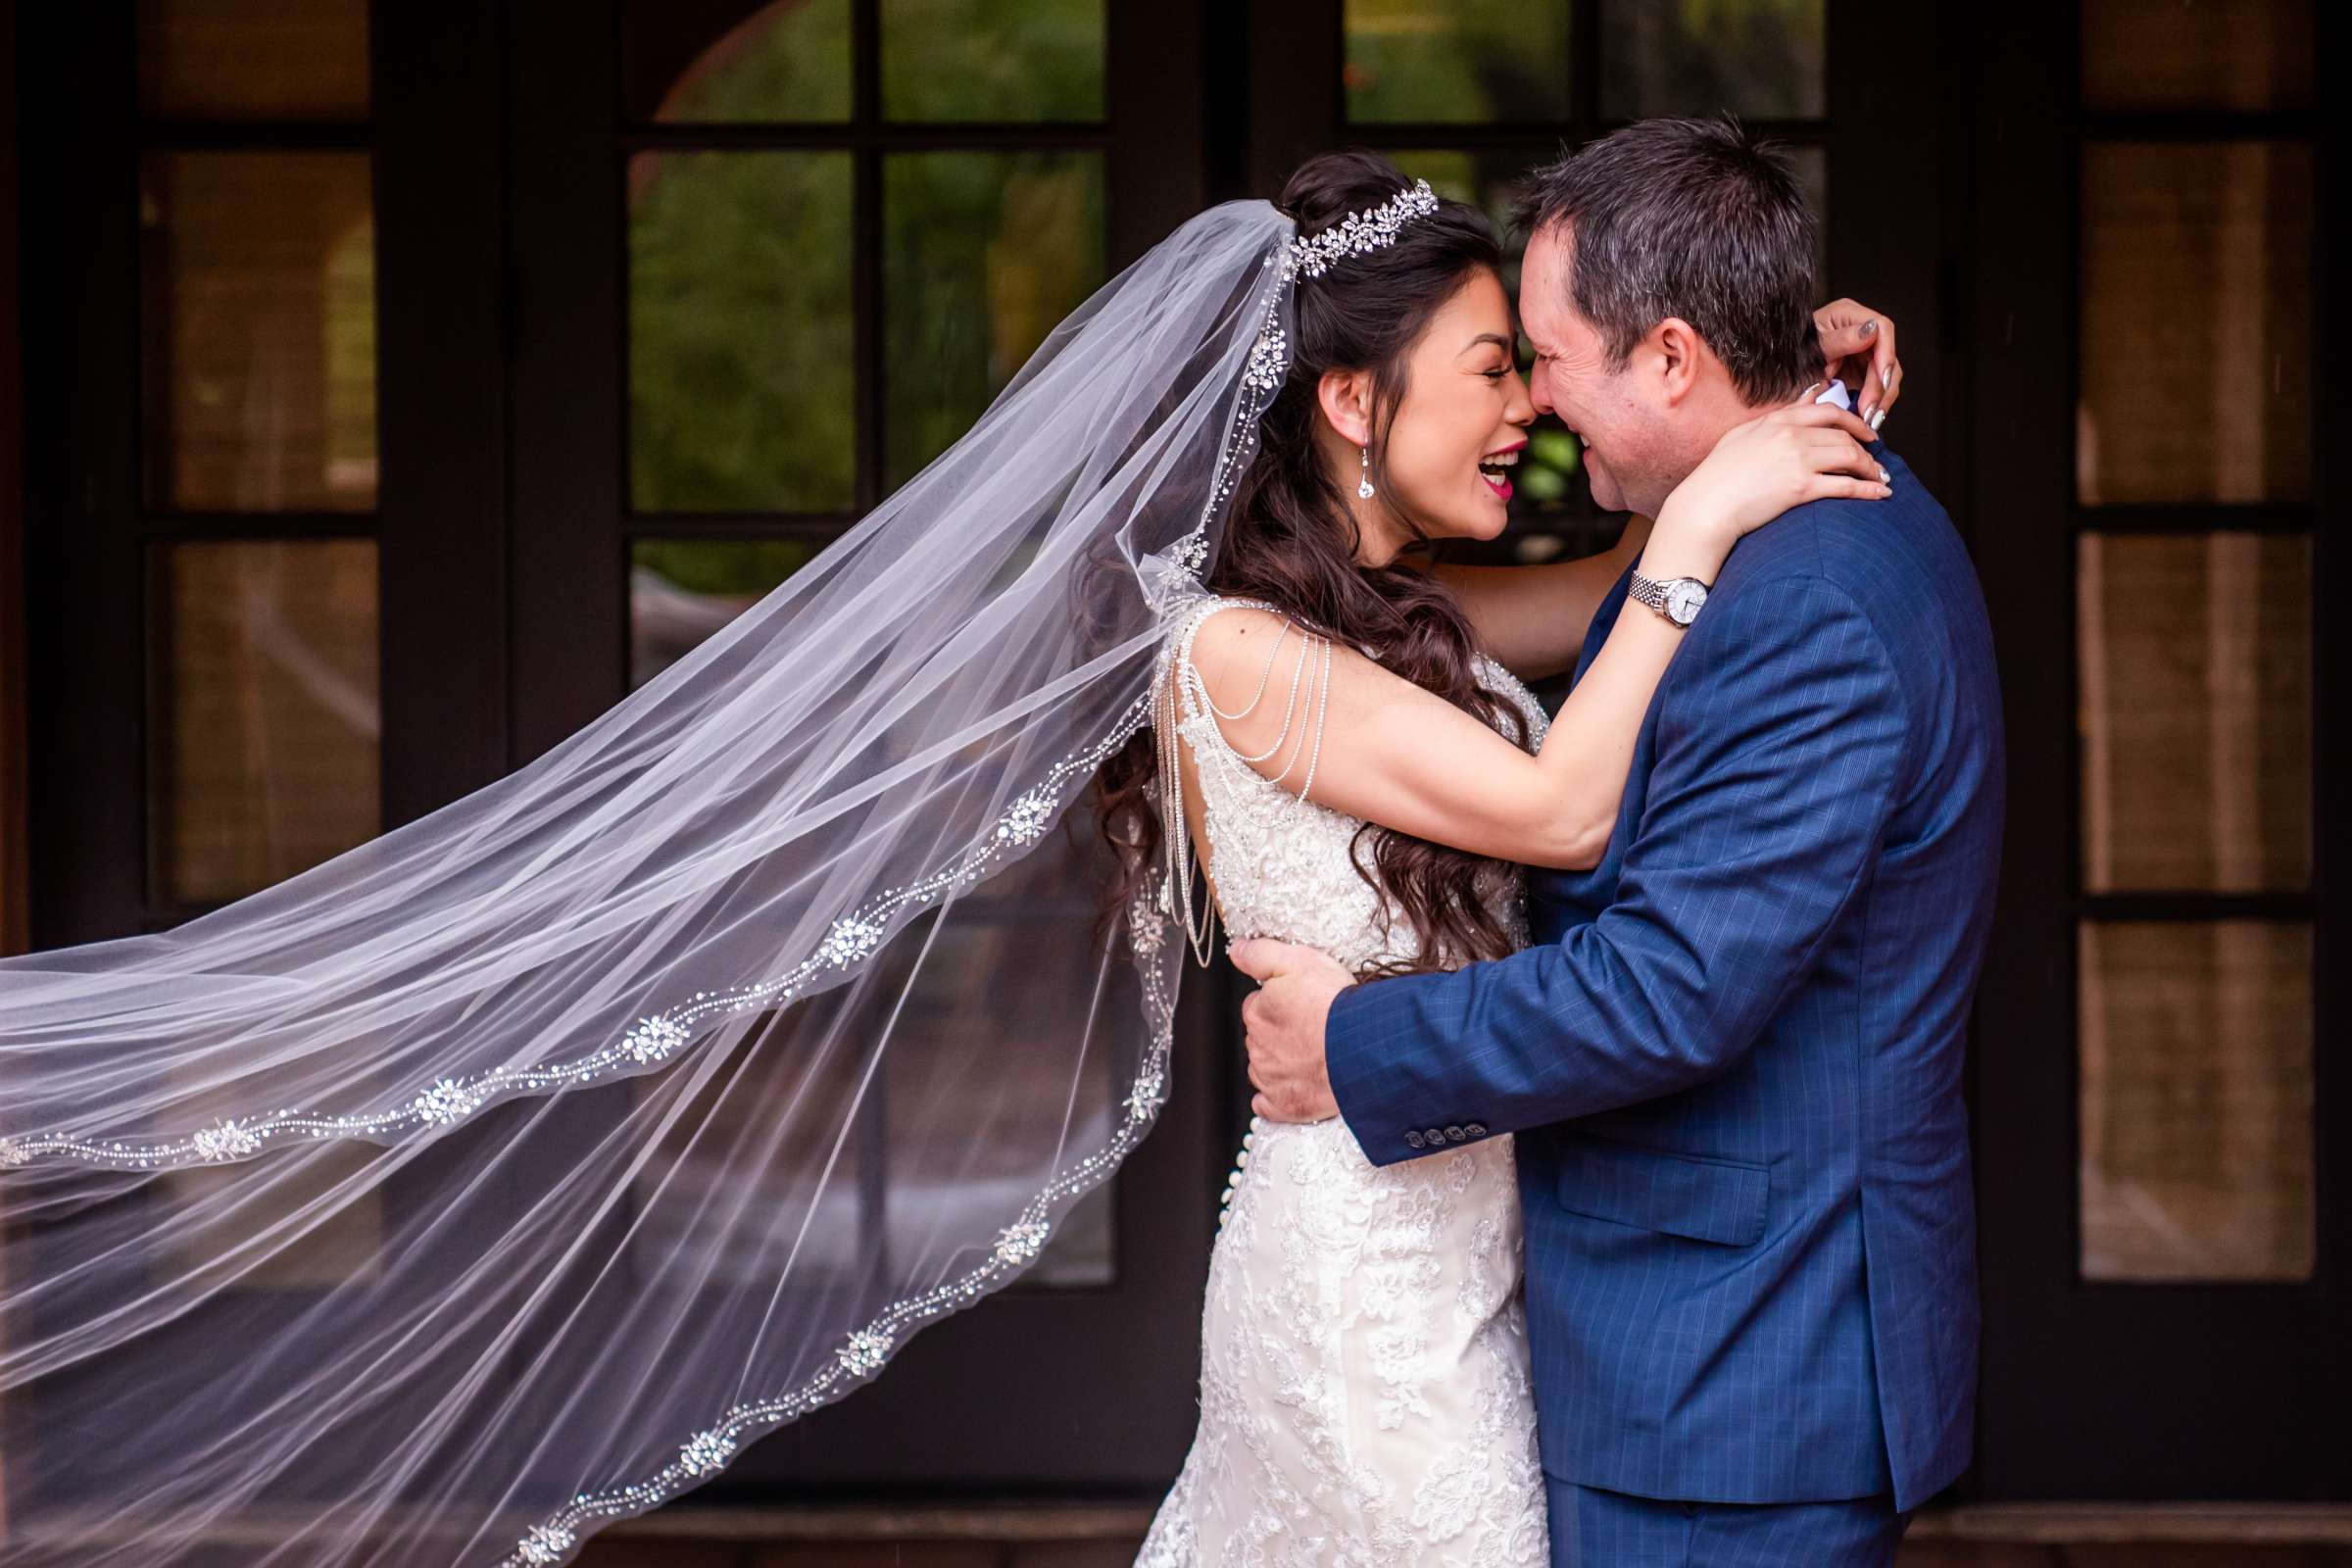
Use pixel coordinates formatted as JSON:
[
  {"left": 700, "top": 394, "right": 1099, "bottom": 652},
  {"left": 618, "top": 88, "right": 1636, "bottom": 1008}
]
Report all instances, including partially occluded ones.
[
  {"left": 0, "top": 152, "right": 1890, "bottom": 1566},
  {"left": 1110, "top": 153, "right": 1887, "bottom": 1564}
]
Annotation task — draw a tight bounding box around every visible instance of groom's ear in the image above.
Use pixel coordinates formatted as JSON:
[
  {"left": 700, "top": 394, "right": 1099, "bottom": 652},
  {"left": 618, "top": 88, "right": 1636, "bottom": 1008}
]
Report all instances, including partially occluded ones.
[
  {"left": 1314, "top": 368, "right": 1375, "bottom": 447},
  {"left": 1650, "top": 316, "right": 1709, "bottom": 406}
]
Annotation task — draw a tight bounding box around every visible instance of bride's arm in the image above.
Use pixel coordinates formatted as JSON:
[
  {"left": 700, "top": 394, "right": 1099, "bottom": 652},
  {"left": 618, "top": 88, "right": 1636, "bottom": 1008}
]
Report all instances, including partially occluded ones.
[
  {"left": 1184, "top": 403, "right": 1885, "bottom": 871},
  {"left": 1421, "top": 515, "right": 1653, "bottom": 682}
]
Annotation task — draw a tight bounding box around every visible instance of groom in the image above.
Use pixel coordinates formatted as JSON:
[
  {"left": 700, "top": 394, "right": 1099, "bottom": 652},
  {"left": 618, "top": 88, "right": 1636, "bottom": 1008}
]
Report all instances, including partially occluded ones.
[{"left": 1234, "top": 118, "right": 2003, "bottom": 1567}]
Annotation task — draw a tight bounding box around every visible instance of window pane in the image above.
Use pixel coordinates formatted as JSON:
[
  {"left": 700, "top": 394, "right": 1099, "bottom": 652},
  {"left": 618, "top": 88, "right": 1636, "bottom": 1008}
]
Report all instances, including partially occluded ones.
[
  {"left": 629, "top": 151, "right": 856, "bottom": 513},
  {"left": 162, "top": 1143, "right": 384, "bottom": 1290},
  {"left": 629, "top": 537, "right": 822, "bottom": 688},
  {"left": 1344, "top": 0, "right": 1571, "bottom": 124},
  {"left": 2079, "top": 533, "right": 2310, "bottom": 895},
  {"left": 2080, "top": 920, "right": 2314, "bottom": 1281},
  {"left": 881, "top": 875, "right": 1122, "bottom": 1288},
  {"left": 138, "top": 0, "right": 369, "bottom": 120},
  {"left": 141, "top": 151, "right": 378, "bottom": 512},
  {"left": 881, "top": 0, "right": 1104, "bottom": 122},
  {"left": 626, "top": 835, "right": 1119, "bottom": 1290},
  {"left": 638, "top": 0, "right": 852, "bottom": 123},
  {"left": 147, "top": 540, "right": 380, "bottom": 906},
  {"left": 882, "top": 151, "right": 1104, "bottom": 488},
  {"left": 1600, "top": 0, "right": 1824, "bottom": 120},
  {"left": 881, "top": 833, "right": 1121, "bottom": 1288},
  {"left": 2082, "top": 0, "right": 2313, "bottom": 114},
  {"left": 2079, "top": 142, "right": 2312, "bottom": 506}
]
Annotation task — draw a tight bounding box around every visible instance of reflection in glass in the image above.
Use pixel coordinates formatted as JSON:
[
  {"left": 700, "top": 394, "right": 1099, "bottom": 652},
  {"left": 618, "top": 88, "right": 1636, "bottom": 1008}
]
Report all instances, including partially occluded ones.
[
  {"left": 141, "top": 151, "right": 377, "bottom": 513},
  {"left": 2081, "top": 0, "right": 2313, "bottom": 114},
  {"left": 882, "top": 0, "right": 1104, "bottom": 122},
  {"left": 629, "top": 151, "right": 856, "bottom": 513},
  {"left": 2079, "top": 142, "right": 2311, "bottom": 506},
  {"left": 2079, "top": 533, "right": 2310, "bottom": 895},
  {"left": 625, "top": 827, "right": 1118, "bottom": 1290},
  {"left": 148, "top": 540, "right": 379, "bottom": 906},
  {"left": 629, "top": 537, "right": 821, "bottom": 688},
  {"left": 1344, "top": 0, "right": 1570, "bottom": 124},
  {"left": 2080, "top": 920, "right": 2313, "bottom": 1281},
  {"left": 883, "top": 151, "right": 1104, "bottom": 486},
  {"left": 138, "top": 0, "right": 370, "bottom": 120},
  {"left": 880, "top": 861, "right": 1121, "bottom": 1288},
  {"left": 162, "top": 1142, "right": 384, "bottom": 1291},
  {"left": 647, "top": 0, "right": 853, "bottom": 123},
  {"left": 1600, "top": 0, "right": 1824, "bottom": 120}
]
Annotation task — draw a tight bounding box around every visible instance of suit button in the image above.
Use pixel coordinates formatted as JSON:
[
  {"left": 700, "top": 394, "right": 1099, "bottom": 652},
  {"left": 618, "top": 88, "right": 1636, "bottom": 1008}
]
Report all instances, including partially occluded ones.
[
  {"left": 1464, "top": 1122, "right": 1487, "bottom": 1139},
  {"left": 1404, "top": 1130, "right": 1426, "bottom": 1149},
  {"left": 1423, "top": 1128, "right": 1446, "bottom": 1147},
  {"left": 1444, "top": 1125, "right": 1466, "bottom": 1143}
]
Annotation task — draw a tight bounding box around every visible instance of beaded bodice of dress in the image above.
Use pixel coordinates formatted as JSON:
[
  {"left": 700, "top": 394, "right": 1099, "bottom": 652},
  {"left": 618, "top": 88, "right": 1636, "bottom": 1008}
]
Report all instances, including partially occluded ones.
[{"left": 1155, "top": 590, "right": 1551, "bottom": 974}]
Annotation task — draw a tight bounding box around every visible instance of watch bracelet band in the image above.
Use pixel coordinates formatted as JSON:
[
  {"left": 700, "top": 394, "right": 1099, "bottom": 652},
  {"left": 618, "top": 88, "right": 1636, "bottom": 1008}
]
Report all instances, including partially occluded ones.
[{"left": 1629, "top": 569, "right": 1706, "bottom": 612}]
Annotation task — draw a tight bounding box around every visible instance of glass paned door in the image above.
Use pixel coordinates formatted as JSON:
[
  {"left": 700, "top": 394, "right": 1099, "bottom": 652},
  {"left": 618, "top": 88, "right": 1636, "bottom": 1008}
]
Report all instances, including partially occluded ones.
[
  {"left": 506, "top": 0, "right": 1219, "bottom": 1488},
  {"left": 613, "top": 0, "right": 1117, "bottom": 1294},
  {"left": 132, "top": 3, "right": 384, "bottom": 924},
  {"left": 1967, "top": 0, "right": 2344, "bottom": 1498},
  {"left": 2070, "top": 15, "right": 2319, "bottom": 1288}
]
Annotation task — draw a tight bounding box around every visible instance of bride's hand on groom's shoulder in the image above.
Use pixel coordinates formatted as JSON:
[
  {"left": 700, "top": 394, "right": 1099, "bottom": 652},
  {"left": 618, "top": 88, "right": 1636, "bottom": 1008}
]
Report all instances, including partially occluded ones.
[
  {"left": 1231, "top": 939, "right": 1352, "bottom": 1125},
  {"left": 1813, "top": 297, "right": 1902, "bottom": 428},
  {"left": 1653, "top": 401, "right": 1891, "bottom": 561}
]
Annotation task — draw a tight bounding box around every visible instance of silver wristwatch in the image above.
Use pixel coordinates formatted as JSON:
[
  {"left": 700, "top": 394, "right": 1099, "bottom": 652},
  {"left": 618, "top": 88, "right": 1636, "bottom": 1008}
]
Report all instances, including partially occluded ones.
[{"left": 1629, "top": 570, "right": 1710, "bottom": 628}]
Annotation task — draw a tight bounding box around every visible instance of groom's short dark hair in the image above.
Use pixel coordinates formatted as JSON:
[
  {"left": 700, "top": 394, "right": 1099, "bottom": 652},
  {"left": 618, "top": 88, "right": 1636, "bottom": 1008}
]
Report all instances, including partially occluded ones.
[{"left": 1513, "top": 116, "right": 1819, "bottom": 404}]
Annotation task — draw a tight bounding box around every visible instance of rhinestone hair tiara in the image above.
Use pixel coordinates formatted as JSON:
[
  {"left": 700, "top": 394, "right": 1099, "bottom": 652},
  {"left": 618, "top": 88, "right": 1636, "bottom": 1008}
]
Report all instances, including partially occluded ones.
[{"left": 1282, "top": 177, "right": 1442, "bottom": 280}]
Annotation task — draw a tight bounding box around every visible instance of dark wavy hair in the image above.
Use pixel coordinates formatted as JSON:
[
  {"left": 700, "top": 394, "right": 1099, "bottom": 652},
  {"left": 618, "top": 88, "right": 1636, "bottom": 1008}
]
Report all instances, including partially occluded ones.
[{"left": 1095, "top": 150, "right": 1530, "bottom": 977}]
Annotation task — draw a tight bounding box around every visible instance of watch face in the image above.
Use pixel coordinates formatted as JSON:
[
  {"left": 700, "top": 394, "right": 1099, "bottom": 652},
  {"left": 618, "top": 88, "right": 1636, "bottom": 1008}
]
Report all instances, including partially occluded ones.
[{"left": 1664, "top": 579, "right": 1707, "bottom": 625}]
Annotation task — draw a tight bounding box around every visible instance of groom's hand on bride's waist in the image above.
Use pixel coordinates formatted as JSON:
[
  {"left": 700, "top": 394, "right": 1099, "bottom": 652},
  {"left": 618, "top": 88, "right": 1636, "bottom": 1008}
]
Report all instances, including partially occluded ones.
[{"left": 1231, "top": 939, "right": 1352, "bottom": 1125}]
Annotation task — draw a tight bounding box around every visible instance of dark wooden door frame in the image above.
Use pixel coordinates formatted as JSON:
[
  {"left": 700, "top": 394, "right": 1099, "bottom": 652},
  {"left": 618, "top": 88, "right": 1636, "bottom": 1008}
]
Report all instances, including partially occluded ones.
[
  {"left": 0, "top": 0, "right": 27, "bottom": 962},
  {"left": 1964, "top": 3, "right": 2349, "bottom": 1500}
]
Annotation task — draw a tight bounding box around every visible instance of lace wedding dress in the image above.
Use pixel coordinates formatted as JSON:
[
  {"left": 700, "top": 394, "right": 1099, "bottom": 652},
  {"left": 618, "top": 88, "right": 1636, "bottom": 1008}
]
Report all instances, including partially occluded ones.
[{"left": 1135, "top": 593, "right": 1551, "bottom": 1568}]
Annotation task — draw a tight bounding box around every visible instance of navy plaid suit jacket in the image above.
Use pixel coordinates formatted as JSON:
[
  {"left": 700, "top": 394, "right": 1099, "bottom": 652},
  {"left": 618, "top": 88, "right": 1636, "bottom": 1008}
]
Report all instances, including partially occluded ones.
[{"left": 1324, "top": 439, "right": 2002, "bottom": 1513}]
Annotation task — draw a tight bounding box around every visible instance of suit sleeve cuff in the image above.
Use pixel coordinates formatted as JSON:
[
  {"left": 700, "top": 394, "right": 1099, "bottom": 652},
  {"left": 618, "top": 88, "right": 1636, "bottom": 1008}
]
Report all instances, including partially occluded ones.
[{"left": 1326, "top": 978, "right": 1429, "bottom": 1168}]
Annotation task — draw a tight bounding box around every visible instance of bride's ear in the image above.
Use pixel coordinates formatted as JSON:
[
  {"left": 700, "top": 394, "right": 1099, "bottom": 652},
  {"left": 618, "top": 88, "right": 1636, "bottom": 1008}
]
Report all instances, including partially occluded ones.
[{"left": 1315, "top": 368, "right": 1375, "bottom": 448}]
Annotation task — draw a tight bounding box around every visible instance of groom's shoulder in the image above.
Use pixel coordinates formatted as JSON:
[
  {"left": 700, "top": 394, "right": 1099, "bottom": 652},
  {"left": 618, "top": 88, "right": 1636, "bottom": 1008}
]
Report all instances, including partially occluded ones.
[{"left": 1720, "top": 446, "right": 1975, "bottom": 624}]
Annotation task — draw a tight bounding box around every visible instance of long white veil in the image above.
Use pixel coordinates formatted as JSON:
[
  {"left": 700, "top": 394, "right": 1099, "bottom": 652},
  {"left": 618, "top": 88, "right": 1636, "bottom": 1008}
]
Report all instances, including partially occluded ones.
[{"left": 0, "top": 199, "right": 1296, "bottom": 1566}]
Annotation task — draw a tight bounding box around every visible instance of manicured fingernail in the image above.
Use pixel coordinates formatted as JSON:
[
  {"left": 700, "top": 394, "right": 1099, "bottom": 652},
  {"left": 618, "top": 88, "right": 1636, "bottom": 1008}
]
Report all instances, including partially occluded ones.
[
  {"left": 1860, "top": 318, "right": 1877, "bottom": 336},
  {"left": 1870, "top": 408, "right": 1887, "bottom": 432},
  {"left": 1803, "top": 381, "right": 1824, "bottom": 398},
  {"left": 1881, "top": 361, "right": 1895, "bottom": 391},
  {"left": 1878, "top": 466, "right": 1890, "bottom": 483}
]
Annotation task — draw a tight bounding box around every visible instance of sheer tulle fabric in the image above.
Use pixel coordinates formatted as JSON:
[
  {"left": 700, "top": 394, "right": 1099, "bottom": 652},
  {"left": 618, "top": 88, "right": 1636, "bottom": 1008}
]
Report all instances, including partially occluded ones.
[{"left": 0, "top": 201, "right": 1297, "bottom": 1566}]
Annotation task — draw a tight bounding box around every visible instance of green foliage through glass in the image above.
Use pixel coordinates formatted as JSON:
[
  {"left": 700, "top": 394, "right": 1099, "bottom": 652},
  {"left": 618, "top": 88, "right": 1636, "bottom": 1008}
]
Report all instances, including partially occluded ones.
[
  {"left": 629, "top": 151, "right": 857, "bottom": 513},
  {"left": 882, "top": 0, "right": 1104, "bottom": 122},
  {"left": 882, "top": 151, "right": 1105, "bottom": 487},
  {"left": 652, "top": 0, "right": 853, "bottom": 123},
  {"left": 1345, "top": 0, "right": 1571, "bottom": 123}
]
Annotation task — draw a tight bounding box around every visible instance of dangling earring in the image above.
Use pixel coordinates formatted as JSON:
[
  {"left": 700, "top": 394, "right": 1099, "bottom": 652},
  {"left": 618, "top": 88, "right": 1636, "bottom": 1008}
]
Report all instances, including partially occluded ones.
[{"left": 1357, "top": 445, "right": 1376, "bottom": 500}]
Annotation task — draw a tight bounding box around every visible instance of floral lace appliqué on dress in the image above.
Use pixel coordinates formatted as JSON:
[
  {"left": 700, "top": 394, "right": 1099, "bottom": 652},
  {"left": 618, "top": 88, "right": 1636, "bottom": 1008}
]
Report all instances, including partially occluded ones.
[{"left": 1135, "top": 592, "right": 1550, "bottom": 1568}]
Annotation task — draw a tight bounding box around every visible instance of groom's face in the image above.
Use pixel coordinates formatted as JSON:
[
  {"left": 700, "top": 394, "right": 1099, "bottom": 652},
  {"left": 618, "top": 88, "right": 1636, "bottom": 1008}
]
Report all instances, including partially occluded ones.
[{"left": 1519, "top": 222, "right": 1676, "bottom": 517}]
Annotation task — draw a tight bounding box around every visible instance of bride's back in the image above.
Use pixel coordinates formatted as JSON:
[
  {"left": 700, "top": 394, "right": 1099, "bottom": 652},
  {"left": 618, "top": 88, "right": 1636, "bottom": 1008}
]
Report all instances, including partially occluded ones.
[{"left": 1155, "top": 587, "right": 1547, "bottom": 976}]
